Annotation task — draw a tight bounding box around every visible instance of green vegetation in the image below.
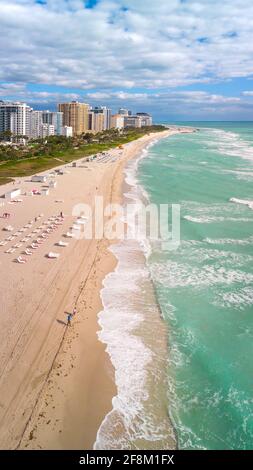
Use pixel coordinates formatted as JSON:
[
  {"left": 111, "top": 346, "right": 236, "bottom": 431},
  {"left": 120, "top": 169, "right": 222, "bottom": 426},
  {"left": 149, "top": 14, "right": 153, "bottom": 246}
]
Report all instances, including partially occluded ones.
[{"left": 0, "top": 126, "right": 166, "bottom": 185}]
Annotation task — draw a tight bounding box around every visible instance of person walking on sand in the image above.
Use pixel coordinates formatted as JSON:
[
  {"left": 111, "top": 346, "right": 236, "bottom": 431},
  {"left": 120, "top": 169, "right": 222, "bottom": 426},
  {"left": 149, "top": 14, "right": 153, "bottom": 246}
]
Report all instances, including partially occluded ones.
[
  {"left": 73, "top": 307, "right": 77, "bottom": 316},
  {"left": 67, "top": 313, "right": 73, "bottom": 326}
]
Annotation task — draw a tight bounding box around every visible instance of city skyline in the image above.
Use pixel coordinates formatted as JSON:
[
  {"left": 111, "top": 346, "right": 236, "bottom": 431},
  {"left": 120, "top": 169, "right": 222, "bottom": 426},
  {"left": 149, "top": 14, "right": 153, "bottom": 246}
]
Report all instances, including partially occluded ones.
[
  {"left": 0, "top": 99, "right": 153, "bottom": 139},
  {"left": 1, "top": 0, "right": 253, "bottom": 120}
]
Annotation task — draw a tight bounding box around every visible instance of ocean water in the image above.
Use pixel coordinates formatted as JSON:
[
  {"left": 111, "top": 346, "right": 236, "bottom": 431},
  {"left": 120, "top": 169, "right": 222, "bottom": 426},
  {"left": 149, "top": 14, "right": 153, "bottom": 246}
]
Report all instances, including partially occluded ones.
[
  {"left": 139, "top": 122, "right": 253, "bottom": 450},
  {"left": 96, "top": 122, "right": 253, "bottom": 450}
]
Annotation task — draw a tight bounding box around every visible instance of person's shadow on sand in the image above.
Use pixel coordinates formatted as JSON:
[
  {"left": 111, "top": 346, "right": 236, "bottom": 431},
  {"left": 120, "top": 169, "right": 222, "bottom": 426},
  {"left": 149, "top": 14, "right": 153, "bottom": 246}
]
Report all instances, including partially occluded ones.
[{"left": 57, "top": 319, "right": 67, "bottom": 326}]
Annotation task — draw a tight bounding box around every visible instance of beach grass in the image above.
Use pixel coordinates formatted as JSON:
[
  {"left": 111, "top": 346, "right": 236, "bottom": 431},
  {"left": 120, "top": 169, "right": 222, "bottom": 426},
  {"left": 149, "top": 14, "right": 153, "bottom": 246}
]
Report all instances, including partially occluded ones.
[{"left": 0, "top": 126, "right": 166, "bottom": 185}]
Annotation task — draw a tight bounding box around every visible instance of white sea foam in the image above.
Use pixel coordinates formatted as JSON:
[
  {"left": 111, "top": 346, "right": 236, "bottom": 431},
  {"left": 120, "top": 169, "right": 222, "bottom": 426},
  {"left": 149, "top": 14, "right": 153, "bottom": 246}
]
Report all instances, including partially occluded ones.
[
  {"left": 204, "top": 236, "right": 253, "bottom": 246},
  {"left": 230, "top": 197, "right": 253, "bottom": 211},
  {"left": 208, "top": 128, "right": 253, "bottom": 163},
  {"left": 95, "top": 137, "right": 175, "bottom": 449},
  {"left": 214, "top": 287, "right": 253, "bottom": 310},
  {"left": 175, "top": 246, "right": 253, "bottom": 267},
  {"left": 223, "top": 169, "right": 253, "bottom": 182},
  {"left": 184, "top": 214, "right": 253, "bottom": 223},
  {"left": 151, "top": 261, "right": 253, "bottom": 289}
]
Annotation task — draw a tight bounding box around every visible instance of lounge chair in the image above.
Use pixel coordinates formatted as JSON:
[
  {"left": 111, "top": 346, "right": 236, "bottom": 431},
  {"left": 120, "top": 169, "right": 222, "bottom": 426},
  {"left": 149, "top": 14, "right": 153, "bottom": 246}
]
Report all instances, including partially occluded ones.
[
  {"left": 16, "top": 256, "right": 27, "bottom": 264},
  {"left": 5, "top": 248, "right": 15, "bottom": 254},
  {"left": 76, "top": 219, "right": 86, "bottom": 225},
  {"left": 65, "top": 232, "right": 73, "bottom": 238},
  {"left": 47, "top": 252, "right": 60, "bottom": 259},
  {"left": 3, "top": 226, "right": 14, "bottom": 232},
  {"left": 30, "top": 243, "right": 39, "bottom": 249},
  {"left": 57, "top": 241, "right": 69, "bottom": 247},
  {"left": 24, "top": 249, "right": 33, "bottom": 256},
  {"left": 0, "top": 241, "right": 7, "bottom": 246}
]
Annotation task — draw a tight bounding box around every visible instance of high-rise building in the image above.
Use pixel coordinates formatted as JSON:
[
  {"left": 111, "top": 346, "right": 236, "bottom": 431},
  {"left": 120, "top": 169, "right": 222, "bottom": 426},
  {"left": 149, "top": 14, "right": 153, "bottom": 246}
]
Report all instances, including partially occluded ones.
[
  {"left": 88, "top": 107, "right": 105, "bottom": 133},
  {"left": 42, "top": 111, "right": 63, "bottom": 135},
  {"left": 30, "top": 110, "right": 43, "bottom": 139},
  {"left": 110, "top": 114, "right": 125, "bottom": 129},
  {"left": 58, "top": 101, "right": 89, "bottom": 135},
  {"left": 62, "top": 126, "right": 73, "bottom": 138},
  {"left": 123, "top": 115, "right": 142, "bottom": 128},
  {"left": 40, "top": 124, "right": 55, "bottom": 138},
  {"left": 136, "top": 112, "right": 153, "bottom": 126},
  {"left": 118, "top": 108, "right": 131, "bottom": 116},
  {"left": 101, "top": 106, "right": 112, "bottom": 130},
  {"left": 0, "top": 101, "right": 33, "bottom": 139}
]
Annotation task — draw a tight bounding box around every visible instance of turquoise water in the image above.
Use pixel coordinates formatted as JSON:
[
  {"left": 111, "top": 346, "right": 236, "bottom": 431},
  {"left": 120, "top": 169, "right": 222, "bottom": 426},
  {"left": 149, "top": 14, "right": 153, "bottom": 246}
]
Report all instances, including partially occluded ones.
[{"left": 138, "top": 123, "right": 253, "bottom": 450}]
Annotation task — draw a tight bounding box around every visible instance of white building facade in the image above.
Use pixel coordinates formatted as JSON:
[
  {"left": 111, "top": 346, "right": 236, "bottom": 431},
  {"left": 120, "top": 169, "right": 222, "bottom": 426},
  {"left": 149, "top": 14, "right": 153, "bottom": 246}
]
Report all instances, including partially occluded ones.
[
  {"left": 62, "top": 126, "right": 73, "bottom": 137},
  {"left": 0, "top": 101, "right": 33, "bottom": 139}
]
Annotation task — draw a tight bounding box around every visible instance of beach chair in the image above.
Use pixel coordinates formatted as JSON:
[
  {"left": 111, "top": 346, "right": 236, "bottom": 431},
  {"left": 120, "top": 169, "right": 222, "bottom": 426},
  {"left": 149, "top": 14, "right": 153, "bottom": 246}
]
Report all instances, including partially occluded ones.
[
  {"left": 47, "top": 252, "right": 60, "bottom": 259},
  {"left": 65, "top": 232, "right": 73, "bottom": 238},
  {"left": 3, "top": 226, "right": 14, "bottom": 232},
  {"left": 24, "top": 249, "right": 33, "bottom": 256},
  {"left": 0, "top": 241, "right": 7, "bottom": 246},
  {"left": 30, "top": 243, "right": 39, "bottom": 250},
  {"left": 16, "top": 256, "right": 27, "bottom": 264},
  {"left": 5, "top": 248, "right": 15, "bottom": 254},
  {"left": 76, "top": 219, "right": 86, "bottom": 225},
  {"left": 57, "top": 241, "right": 69, "bottom": 247}
]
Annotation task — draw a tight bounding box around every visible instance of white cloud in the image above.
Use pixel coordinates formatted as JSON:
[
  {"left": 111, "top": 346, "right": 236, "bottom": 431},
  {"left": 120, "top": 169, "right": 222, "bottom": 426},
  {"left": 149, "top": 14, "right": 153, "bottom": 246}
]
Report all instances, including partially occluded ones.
[
  {"left": 242, "top": 91, "right": 253, "bottom": 96},
  {"left": 0, "top": 0, "right": 253, "bottom": 91}
]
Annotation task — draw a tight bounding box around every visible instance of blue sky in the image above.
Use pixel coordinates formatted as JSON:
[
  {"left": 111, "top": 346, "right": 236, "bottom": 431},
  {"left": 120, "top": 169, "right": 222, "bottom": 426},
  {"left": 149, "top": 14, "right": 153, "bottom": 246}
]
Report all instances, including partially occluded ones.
[{"left": 1, "top": 0, "right": 253, "bottom": 120}]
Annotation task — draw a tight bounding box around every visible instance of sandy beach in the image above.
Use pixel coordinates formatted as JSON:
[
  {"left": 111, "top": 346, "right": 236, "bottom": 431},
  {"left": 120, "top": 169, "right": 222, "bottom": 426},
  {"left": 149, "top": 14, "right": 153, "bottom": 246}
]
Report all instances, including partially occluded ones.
[{"left": 0, "top": 128, "right": 183, "bottom": 450}]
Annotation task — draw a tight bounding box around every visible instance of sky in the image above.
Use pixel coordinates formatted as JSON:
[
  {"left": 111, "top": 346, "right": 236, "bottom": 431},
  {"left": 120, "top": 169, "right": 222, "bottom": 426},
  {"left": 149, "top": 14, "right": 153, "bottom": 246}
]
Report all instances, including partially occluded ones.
[{"left": 1, "top": 0, "right": 253, "bottom": 120}]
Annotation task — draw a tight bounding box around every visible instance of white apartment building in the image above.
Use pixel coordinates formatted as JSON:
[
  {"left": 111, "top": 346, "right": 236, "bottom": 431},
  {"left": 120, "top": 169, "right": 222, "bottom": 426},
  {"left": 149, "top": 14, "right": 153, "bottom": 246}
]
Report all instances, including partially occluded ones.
[
  {"left": 118, "top": 108, "right": 131, "bottom": 116},
  {"left": 62, "top": 126, "right": 73, "bottom": 138},
  {"left": 111, "top": 114, "right": 125, "bottom": 129},
  {"left": 30, "top": 110, "right": 43, "bottom": 139},
  {"left": 123, "top": 115, "right": 142, "bottom": 128},
  {"left": 40, "top": 124, "right": 55, "bottom": 138},
  {"left": 0, "top": 101, "right": 33, "bottom": 138},
  {"left": 101, "top": 107, "right": 112, "bottom": 130},
  {"left": 136, "top": 113, "right": 153, "bottom": 126}
]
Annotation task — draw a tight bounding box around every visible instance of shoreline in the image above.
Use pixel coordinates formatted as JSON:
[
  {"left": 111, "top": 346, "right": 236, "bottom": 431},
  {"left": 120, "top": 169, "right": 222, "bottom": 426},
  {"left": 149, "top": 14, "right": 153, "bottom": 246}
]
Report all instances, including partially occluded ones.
[
  {"left": 0, "top": 129, "right": 188, "bottom": 449},
  {"left": 94, "top": 134, "right": 178, "bottom": 450}
]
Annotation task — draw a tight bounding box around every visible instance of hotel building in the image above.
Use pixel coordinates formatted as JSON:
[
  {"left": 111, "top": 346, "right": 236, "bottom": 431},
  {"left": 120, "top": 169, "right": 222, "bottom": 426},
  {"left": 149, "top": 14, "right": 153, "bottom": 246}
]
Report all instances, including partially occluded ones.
[
  {"left": 42, "top": 111, "right": 63, "bottom": 135},
  {"left": 58, "top": 101, "right": 89, "bottom": 136},
  {"left": 88, "top": 107, "right": 105, "bottom": 133},
  {"left": 0, "top": 101, "right": 33, "bottom": 138}
]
